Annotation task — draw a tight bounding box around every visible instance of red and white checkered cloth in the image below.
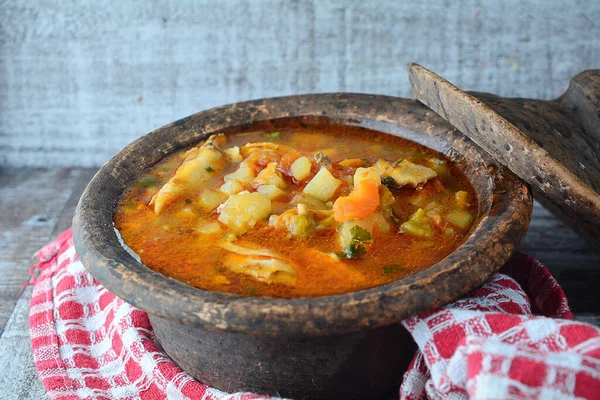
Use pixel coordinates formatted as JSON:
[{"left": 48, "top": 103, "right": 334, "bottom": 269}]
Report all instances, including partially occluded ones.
[{"left": 29, "top": 229, "right": 600, "bottom": 400}]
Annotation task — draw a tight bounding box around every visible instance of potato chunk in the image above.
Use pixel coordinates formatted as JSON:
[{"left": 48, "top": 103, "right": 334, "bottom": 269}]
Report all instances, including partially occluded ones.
[
  {"left": 353, "top": 166, "right": 380, "bottom": 186},
  {"left": 252, "top": 162, "right": 287, "bottom": 189},
  {"left": 303, "top": 167, "right": 341, "bottom": 201},
  {"left": 256, "top": 184, "right": 286, "bottom": 200},
  {"left": 224, "top": 161, "right": 255, "bottom": 185},
  {"left": 218, "top": 192, "right": 272, "bottom": 233},
  {"left": 220, "top": 179, "right": 244, "bottom": 195},
  {"left": 445, "top": 210, "right": 474, "bottom": 229},
  {"left": 290, "top": 156, "right": 312, "bottom": 181},
  {"left": 224, "top": 146, "right": 243, "bottom": 162},
  {"left": 199, "top": 189, "right": 227, "bottom": 211}
]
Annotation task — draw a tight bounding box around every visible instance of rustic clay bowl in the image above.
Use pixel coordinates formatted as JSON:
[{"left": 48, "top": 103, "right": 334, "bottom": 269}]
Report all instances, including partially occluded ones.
[{"left": 73, "top": 94, "right": 532, "bottom": 399}]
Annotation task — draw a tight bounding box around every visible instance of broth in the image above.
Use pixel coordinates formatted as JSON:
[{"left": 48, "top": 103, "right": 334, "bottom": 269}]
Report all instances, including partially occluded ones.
[{"left": 114, "top": 125, "right": 478, "bottom": 298}]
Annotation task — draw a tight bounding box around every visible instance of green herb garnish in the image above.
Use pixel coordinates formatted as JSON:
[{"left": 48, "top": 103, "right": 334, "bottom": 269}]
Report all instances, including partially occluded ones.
[
  {"left": 263, "top": 131, "right": 282, "bottom": 141},
  {"left": 350, "top": 225, "right": 372, "bottom": 242},
  {"left": 342, "top": 243, "right": 366, "bottom": 259},
  {"left": 339, "top": 225, "right": 372, "bottom": 259},
  {"left": 381, "top": 176, "right": 397, "bottom": 188},
  {"left": 138, "top": 176, "right": 161, "bottom": 187},
  {"left": 205, "top": 166, "right": 215, "bottom": 173},
  {"left": 383, "top": 264, "right": 408, "bottom": 275}
]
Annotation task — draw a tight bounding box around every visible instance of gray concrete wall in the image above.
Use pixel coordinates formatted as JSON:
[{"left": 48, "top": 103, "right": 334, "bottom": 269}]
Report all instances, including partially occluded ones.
[{"left": 1, "top": 0, "right": 599, "bottom": 167}]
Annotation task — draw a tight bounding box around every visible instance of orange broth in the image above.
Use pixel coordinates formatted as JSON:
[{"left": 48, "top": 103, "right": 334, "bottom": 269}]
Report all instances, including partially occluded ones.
[{"left": 114, "top": 125, "right": 478, "bottom": 298}]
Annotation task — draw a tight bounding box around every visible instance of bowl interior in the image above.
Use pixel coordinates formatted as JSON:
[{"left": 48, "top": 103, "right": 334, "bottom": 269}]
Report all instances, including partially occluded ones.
[{"left": 73, "top": 94, "right": 531, "bottom": 336}]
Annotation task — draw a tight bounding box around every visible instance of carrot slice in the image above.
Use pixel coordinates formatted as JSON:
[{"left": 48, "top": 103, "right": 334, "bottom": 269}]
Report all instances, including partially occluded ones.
[{"left": 333, "top": 179, "right": 380, "bottom": 222}]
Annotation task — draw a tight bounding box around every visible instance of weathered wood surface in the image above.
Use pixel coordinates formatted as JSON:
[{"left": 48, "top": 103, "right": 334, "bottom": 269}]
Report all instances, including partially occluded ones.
[
  {"left": 0, "top": 167, "right": 599, "bottom": 399},
  {"left": 408, "top": 64, "right": 600, "bottom": 244},
  {"left": 1, "top": 0, "right": 600, "bottom": 168}
]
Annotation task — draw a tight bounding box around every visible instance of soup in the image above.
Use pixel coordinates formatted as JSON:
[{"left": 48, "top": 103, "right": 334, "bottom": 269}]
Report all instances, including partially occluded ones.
[{"left": 114, "top": 125, "right": 477, "bottom": 298}]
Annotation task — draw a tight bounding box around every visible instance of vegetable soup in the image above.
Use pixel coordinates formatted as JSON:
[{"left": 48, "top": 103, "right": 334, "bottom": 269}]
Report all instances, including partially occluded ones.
[{"left": 114, "top": 125, "right": 478, "bottom": 298}]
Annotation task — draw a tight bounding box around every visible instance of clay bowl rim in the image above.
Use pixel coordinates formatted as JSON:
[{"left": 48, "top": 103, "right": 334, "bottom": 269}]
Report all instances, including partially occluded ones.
[{"left": 72, "top": 93, "right": 532, "bottom": 337}]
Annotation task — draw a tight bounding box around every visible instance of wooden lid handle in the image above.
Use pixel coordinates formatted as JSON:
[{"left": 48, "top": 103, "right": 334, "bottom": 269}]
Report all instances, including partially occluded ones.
[{"left": 408, "top": 63, "right": 600, "bottom": 243}]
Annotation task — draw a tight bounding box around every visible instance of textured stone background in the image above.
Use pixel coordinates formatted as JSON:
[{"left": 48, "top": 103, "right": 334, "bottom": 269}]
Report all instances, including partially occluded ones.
[{"left": 1, "top": 0, "right": 599, "bottom": 167}]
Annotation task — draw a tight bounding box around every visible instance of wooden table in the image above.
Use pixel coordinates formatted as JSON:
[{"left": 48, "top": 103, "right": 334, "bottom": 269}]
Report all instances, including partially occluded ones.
[{"left": 1, "top": 167, "right": 599, "bottom": 398}]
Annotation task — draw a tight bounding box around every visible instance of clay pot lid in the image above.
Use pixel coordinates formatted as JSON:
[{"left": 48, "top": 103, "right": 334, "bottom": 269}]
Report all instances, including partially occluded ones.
[{"left": 407, "top": 63, "right": 600, "bottom": 244}]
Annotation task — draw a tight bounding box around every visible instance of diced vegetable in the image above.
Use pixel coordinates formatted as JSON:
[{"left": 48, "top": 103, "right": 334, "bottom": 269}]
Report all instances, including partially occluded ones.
[
  {"left": 204, "top": 133, "right": 227, "bottom": 148},
  {"left": 218, "top": 192, "right": 272, "bottom": 233},
  {"left": 290, "top": 193, "right": 330, "bottom": 210},
  {"left": 370, "top": 212, "right": 391, "bottom": 232},
  {"left": 338, "top": 222, "right": 373, "bottom": 248},
  {"left": 333, "top": 179, "right": 379, "bottom": 222},
  {"left": 224, "top": 162, "right": 256, "bottom": 185},
  {"left": 428, "top": 158, "right": 451, "bottom": 180},
  {"left": 224, "top": 146, "right": 243, "bottom": 162},
  {"left": 199, "top": 189, "right": 227, "bottom": 211},
  {"left": 290, "top": 156, "right": 312, "bottom": 181},
  {"left": 303, "top": 167, "right": 342, "bottom": 201},
  {"left": 353, "top": 166, "right": 380, "bottom": 186},
  {"left": 455, "top": 191, "right": 469, "bottom": 208},
  {"left": 279, "top": 150, "right": 302, "bottom": 172},
  {"left": 252, "top": 162, "right": 287, "bottom": 189},
  {"left": 383, "top": 160, "right": 437, "bottom": 188},
  {"left": 256, "top": 184, "right": 286, "bottom": 200},
  {"left": 445, "top": 210, "right": 474, "bottom": 229},
  {"left": 289, "top": 214, "right": 316, "bottom": 237},
  {"left": 338, "top": 224, "right": 373, "bottom": 259},
  {"left": 220, "top": 179, "right": 244, "bottom": 195},
  {"left": 445, "top": 227, "right": 456, "bottom": 235},
  {"left": 379, "top": 185, "right": 395, "bottom": 210},
  {"left": 400, "top": 208, "right": 434, "bottom": 238}
]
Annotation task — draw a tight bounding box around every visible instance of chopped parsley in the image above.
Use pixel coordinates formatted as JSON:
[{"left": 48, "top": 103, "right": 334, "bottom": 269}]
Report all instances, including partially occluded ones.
[
  {"left": 350, "top": 225, "right": 372, "bottom": 242},
  {"left": 383, "top": 264, "right": 408, "bottom": 275},
  {"left": 339, "top": 225, "right": 372, "bottom": 260},
  {"left": 263, "top": 131, "right": 282, "bottom": 141},
  {"left": 205, "top": 166, "right": 215, "bottom": 173},
  {"left": 342, "top": 242, "right": 366, "bottom": 259}
]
